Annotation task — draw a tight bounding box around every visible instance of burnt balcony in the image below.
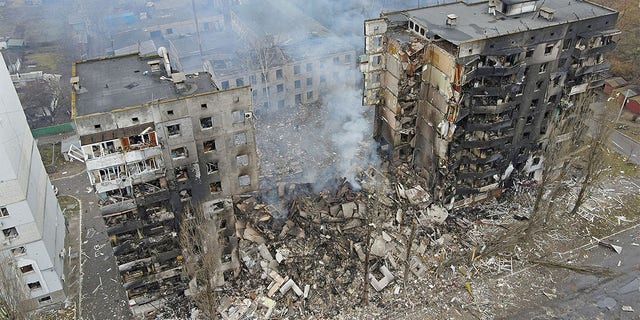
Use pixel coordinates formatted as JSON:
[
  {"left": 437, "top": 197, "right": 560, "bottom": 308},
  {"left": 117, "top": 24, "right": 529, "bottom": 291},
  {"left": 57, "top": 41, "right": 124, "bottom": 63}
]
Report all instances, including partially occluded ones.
[
  {"left": 571, "top": 61, "right": 611, "bottom": 77},
  {"left": 571, "top": 42, "right": 617, "bottom": 59},
  {"left": 464, "top": 118, "right": 513, "bottom": 132},
  {"left": 457, "top": 133, "right": 513, "bottom": 149},
  {"left": 471, "top": 101, "right": 518, "bottom": 115},
  {"left": 473, "top": 64, "right": 523, "bottom": 78},
  {"left": 457, "top": 168, "right": 500, "bottom": 180}
]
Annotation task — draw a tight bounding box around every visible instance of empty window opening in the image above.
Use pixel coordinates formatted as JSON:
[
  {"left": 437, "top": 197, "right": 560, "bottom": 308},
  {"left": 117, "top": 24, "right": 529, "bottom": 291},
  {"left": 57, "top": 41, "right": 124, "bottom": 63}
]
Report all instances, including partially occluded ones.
[
  {"left": 526, "top": 49, "right": 534, "bottom": 58},
  {"left": 333, "top": 57, "right": 340, "bottom": 65},
  {"left": 344, "top": 54, "right": 351, "bottom": 63},
  {"left": 239, "top": 175, "right": 251, "bottom": 186},
  {"left": 0, "top": 207, "right": 8, "bottom": 217},
  {"left": 307, "top": 91, "right": 313, "bottom": 100},
  {"left": 294, "top": 80, "right": 301, "bottom": 89},
  {"left": 210, "top": 182, "right": 222, "bottom": 193},
  {"left": 277, "top": 84, "right": 284, "bottom": 92},
  {"left": 131, "top": 117, "right": 139, "bottom": 122},
  {"left": 200, "top": 117, "right": 213, "bottom": 129},
  {"left": 276, "top": 69, "right": 283, "bottom": 79},
  {"left": 539, "top": 63, "right": 548, "bottom": 73},
  {"left": 171, "top": 147, "right": 188, "bottom": 159},
  {"left": 94, "top": 124, "right": 101, "bottom": 129},
  {"left": 544, "top": 44, "right": 554, "bottom": 55},
  {"left": 167, "top": 110, "right": 174, "bottom": 115},
  {"left": 306, "top": 63, "right": 313, "bottom": 72},
  {"left": 236, "top": 154, "right": 249, "bottom": 167},
  {"left": 27, "top": 281, "right": 42, "bottom": 291},
  {"left": 293, "top": 65, "right": 301, "bottom": 75},
  {"left": 221, "top": 81, "right": 229, "bottom": 89},
  {"left": 2, "top": 227, "right": 18, "bottom": 239},
  {"left": 174, "top": 167, "right": 188, "bottom": 181},
  {"left": 38, "top": 296, "right": 51, "bottom": 304},
  {"left": 167, "top": 124, "right": 180, "bottom": 136},
  {"left": 563, "top": 38, "right": 572, "bottom": 50},
  {"left": 11, "top": 246, "right": 26, "bottom": 256},
  {"left": 295, "top": 94, "right": 302, "bottom": 104},
  {"left": 234, "top": 132, "right": 247, "bottom": 145},
  {"left": 535, "top": 80, "right": 544, "bottom": 90},
  {"left": 306, "top": 77, "right": 312, "bottom": 86},
  {"left": 203, "top": 140, "right": 216, "bottom": 152},
  {"left": 201, "top": 103, "right": 208, "bottom": 109},
  {"left": 236, "top": 78, "right": 244, "bottom": 86},
  {"left": 20, "top": 264, "right": 34, "bottom": 273},
  {"left": 206, "top": 161, "right": 219, "bottom": 174}
]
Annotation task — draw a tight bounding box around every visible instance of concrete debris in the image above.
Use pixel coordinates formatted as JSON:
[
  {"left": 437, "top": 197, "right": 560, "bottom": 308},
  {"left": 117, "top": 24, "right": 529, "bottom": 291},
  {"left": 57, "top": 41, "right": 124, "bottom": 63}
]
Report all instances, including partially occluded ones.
[
  {"left": 597, "top": 297, "right": 617, "bottom": 311},
  {"left": 425, "top": 204, "right": 449, "bottom": 224},
  {"left": 369, "top": 265, "right": 395, "bottom": 292},
  {"left": 598, "top": 240, "right": 623, "bottom": 254},
  {"left": 622, "top": 305, "right": 634, "bottom": 312}
]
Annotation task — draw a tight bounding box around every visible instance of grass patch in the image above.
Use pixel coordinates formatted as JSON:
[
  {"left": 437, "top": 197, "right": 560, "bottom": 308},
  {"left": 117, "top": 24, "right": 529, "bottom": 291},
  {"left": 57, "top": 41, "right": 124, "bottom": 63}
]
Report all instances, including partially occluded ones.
[
  {"left": 57, "top": 195, "right": 79, "bottom": 216},
  {"left": 38, "top": 142, "right": 65, "bottom": 174},
  {"left": 27, "top": 50, "right": 62, "bottom": 73},
  {"left": 601, "top": 148, "right": 640, "bottom": 177}
]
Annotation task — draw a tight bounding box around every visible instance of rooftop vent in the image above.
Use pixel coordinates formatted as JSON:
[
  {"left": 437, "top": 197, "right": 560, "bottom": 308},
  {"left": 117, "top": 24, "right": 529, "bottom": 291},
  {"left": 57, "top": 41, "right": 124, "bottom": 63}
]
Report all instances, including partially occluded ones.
[
  {"left": 539, "top": 7, "right": 556, "bottom": 21},
  {"left": 446, "top": 14, "right": 458, "bottom": 26},
  {"left": 488, "top": 4, "right": 497, "bottom": 15}
]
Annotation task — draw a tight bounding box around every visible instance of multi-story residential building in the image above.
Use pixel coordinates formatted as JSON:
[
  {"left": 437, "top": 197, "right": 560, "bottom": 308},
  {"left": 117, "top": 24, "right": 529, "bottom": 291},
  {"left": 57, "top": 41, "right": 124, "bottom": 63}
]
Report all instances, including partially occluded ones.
[
  {"left": 69, "top": 50, "right": 258, "bottom": 315},
  {"left": 202, "top": 0, "right": 358, "bottom": 111},
  {"left": 362, "top": 0, "right": 619, "bottom": 207},
  {"left": 0, "top": 53, "right": 66, "bottom": 310}
]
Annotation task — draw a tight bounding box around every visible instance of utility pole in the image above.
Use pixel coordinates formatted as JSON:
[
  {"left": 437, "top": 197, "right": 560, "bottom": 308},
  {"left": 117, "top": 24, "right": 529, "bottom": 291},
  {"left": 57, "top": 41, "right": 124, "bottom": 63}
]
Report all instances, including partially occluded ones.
[{"left": 192, "top": 0, "right": 204, "bottom": 57}]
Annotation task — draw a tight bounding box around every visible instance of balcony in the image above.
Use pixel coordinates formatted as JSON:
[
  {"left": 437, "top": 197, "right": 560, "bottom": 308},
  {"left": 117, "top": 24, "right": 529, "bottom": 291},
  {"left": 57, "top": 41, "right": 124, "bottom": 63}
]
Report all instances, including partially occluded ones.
[
  {"left": 471, "top": 101, "right": 518, "bottom": 114},
  {"left": 125, "top": 146, "right": 163, "bottom": 163},
  {"left": 571, "top": 61, "right": 611, "bottom": 77},
  {"left": 86, "top": 152, "right": 126, "bottom": 171},
  {"left": 571, "top": 42, "right": 616, "bottom": 59},
  {"left": 458, "top": 134, "right": 512, "bottom": 149},
  {"left": 464, "top": 118, "right": 513, "bottom": 132},
  {"left": 457, "top": 168, "right": 499, "bottom": 180}
]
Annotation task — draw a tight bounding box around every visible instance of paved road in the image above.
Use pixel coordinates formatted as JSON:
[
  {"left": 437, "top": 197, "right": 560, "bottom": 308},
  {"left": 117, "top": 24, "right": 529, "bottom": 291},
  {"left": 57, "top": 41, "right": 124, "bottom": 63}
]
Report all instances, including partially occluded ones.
[
  {"left": 52, "top": 169, "right": 133, "bottom": 319},
  {"left": 508, "top": 223, "right": 640, "bottom": 319},
  {"left": 588, "top": 101, "right": 640, "bottom": 165}
]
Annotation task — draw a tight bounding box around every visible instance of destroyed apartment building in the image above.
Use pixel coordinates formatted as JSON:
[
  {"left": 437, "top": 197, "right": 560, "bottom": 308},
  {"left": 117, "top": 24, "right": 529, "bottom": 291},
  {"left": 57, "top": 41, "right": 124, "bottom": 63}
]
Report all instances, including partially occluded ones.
[
  {"left": 69, "top": 49, "right": 258, "bottom": 316},
  {"left": 362, "top": 0, "right": 619, "bottom": 207}
]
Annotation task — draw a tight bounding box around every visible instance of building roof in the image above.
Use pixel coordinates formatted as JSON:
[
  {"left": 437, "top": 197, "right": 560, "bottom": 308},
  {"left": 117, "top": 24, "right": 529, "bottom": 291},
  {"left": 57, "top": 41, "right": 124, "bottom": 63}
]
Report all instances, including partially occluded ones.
[
  {"left": 604, "top": 77, "right": 627, "bottom": 88},
  {"left": 384, "top": 0, "right": 617, "bottom": 45},
  {"left": 73, "top": 53, "right": 217, "bottom": 117}
]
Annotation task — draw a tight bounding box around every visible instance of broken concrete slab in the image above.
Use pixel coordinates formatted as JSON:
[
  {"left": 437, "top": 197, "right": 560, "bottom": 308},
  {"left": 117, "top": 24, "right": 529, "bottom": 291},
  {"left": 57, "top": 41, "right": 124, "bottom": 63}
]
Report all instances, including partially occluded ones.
[
  {"left": 369, "top": 265, "right": 395, "bottom": 292},
  {"left": 596, "top": 296, "right": 617, "bottom": 310},
  {"left": 279, "top": 278, "right": 303, "bottom": 296},
  {"left": 341, "top": 202, "right": 357, "bottom": 218},
  {"left": 426, "top": 204, "right": 448, "bottom": 224},
  {"left": 370, "top": 237, "right": 388, "bottom": 257},
  {"left": 618, "top": 277, "right": 640, "bottom": 295}
]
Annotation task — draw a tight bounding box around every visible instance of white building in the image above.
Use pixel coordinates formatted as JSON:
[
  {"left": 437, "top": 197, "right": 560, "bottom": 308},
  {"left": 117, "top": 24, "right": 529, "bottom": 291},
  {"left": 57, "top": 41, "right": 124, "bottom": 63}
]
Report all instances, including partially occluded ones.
[{"left": 0, "top": 53, "right": 66, "bottom": 309}]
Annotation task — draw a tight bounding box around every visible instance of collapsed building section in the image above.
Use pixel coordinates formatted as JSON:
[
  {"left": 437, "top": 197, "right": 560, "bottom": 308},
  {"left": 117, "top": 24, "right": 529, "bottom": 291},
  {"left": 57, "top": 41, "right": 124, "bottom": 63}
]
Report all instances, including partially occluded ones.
[{"left": 362, "top": 0, "right": 619, "bottom": 207}]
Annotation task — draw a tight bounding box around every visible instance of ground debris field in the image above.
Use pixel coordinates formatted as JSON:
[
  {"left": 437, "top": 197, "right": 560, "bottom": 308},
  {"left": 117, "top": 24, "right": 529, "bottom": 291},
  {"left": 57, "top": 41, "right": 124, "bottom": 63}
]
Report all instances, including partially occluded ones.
[{"left": 209, "top": 154, "right": 640, "bottom": 320}]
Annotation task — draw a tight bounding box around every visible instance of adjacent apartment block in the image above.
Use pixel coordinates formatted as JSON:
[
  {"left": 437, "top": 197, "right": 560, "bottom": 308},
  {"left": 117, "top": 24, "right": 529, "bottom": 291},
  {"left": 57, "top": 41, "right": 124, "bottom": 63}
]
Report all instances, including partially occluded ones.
[
  {"left": 0, "top": 53, "right": 66, "bottom": 310},
  {"left": 362, "top": 0, "right": 618, "bottom": 206},
  {"left": 69, "top": 50, "right": 258, "bottom": 315},
  {"left": 203, "top": 0, "right": 358, "bottom": 110}
]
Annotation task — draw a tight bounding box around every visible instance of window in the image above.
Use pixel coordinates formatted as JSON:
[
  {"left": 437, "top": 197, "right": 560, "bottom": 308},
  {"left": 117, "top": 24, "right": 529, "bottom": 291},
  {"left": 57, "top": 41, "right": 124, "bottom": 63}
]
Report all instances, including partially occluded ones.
[
  {"left": 294, "top": 80, "right": 301, "bottom": 89},
  {"left": 535, "top": 80, "right": 544, "bottom": 90},
  {"left": 201, "top": 103, "right": 208, "bottom": 109},
  {"left": 544, "top": 44, "right": 554, "bottom": 55},
  {"left": 200, "top": 117, "right": 213, "bottom": 129},
  {"left": 131, "top": 117, "right": 139, "bottom": 123},
  {"left": 174, "top": 167, "right": 188, "bottom": 181},
  {"left": 20, "top": 264, "right": 34, "bottom": 273},
  {"left": 262, "top": 87, "right": 267, "bottom": 95},
  {"left": 295, "top": 94, "right": 302, "bottom": 104},
  {"left": 236, "top": 154, "right": 249, "bottom": 167},
  {"left": 234, "top": 132, "right": 247, "bottom": 145},
  {"left": 277, "top": 84, "right": 284, "bottom": 92},
  {"left": 221, "top": 81, "right": 229, "bottom": 89},
  {"left": 239, "top": 175, "right": 251, "bottom": 186},
  {"left": 372, "top": 55, "right": 381, "bottom": 66},
  {"left": 306, "top": 63, "right": 312, "bottom": 72},
  {"left": 320, "top": 75, "right": 326, "bottom": 83},
  {"left": 210, "top": 182, "right": 222, "bottom": 193},
  {"left": 206, "top": 161, "right": 219, "bottom": 174},
  {"left": 11, "top": 247, "right": 25, "bottom": 256},
  {"left": 167, "top": 110, "right": 174, "bottom": 115},
  {"left": 94, "top": 124, "right": 101, "bottom": 129},
  {"left": 278, "top": 100, "right": 285, "bottom": 108},
  {"left": 167, "top": 124, "right": 180, "bottom": 136},
  {"left": 539, "top": 63, "right": 547, "bottom": 73},
  {"left": 3, "top": 227, "right": 18, "bottom": 239},
  {"left": 0, "top": 207, "right": 8, "bottom": 217},
  {"left": 232, "top": 110, "right": 244, "bottom": 123},
  {"left": 38, "top": 296, "right": 51, "bottom": 304},
  {"left": 166, "top": 28, "right": 173, "bottom": 35},
  {"left": 333, "top": 57, "right": 340, "bottom": 65},
  {"left": 170, "top": 147, "right": 188, "bottom": 159},
  {"left": 250, "top": 75, "right": 257, "bottom": 84},
  {"left": 293, "top": 65, "right": 301, "bottom": 75},
  {"left": 526, "top": 49, "right": 534, "bottom": 58},
  {"left": 27, "top": 281, "right": 42, "bottom": 291},
  {"left": 307, "top": 91, "right": 313, "bottom": 100},
  {"left": 276, "top": 69, "right": 283, "bottom": 79},
  {"left": 563, "top": 38, "right": 572, "bottom": 50},
  {"left": 306, "top": 77, "right": 313, "bottom": 86},
  {"left": 203, "top": 140, "right": 216, "bottom": 152},
  {"left": 344, "top": 54, "right": 352, "bottom": 63},
  {"left": 236, "top": 78, "right": 244, "bottom": 86}
]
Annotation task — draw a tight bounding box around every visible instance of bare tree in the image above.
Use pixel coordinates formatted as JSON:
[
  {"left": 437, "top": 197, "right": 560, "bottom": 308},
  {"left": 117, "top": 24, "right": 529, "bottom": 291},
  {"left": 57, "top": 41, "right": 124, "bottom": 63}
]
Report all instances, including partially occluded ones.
[
  {"left": 180, "top": 204, "right": 222, "bottom": 320},
  {"left": 239, "top": 35, "right": 286, "bottom": 109},
  {"left": 0, "top": 252, "right": 31, "bottom": 320},
  {"left": 569, "top": 111, "right": 611, "bottom": 216}
]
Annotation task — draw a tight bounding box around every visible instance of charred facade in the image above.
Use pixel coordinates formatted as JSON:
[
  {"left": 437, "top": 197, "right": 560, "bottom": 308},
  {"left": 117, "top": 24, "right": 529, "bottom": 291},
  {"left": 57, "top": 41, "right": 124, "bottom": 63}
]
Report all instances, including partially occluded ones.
[
  {"left": 362, "top": 0, "right": 619, "bottom": 207},
  {"left": 70, "top": 51, "right": 258, "bottom": 316}
]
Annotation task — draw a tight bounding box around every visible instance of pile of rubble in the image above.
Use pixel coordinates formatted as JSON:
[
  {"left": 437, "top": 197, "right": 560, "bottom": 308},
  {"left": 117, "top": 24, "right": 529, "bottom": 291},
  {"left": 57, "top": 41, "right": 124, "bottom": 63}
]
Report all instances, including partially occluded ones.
[{"left": 207, "top": 162, "right": 492, "bottom": 319}]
